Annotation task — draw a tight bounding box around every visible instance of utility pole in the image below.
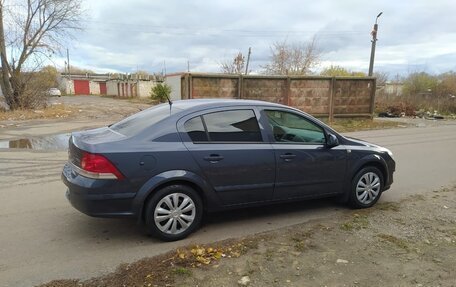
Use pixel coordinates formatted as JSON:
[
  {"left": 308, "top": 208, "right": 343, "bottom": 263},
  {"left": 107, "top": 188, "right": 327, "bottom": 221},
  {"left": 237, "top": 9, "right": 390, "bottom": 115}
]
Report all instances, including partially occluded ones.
[
  {"left": 368, "top": 12, "right": 383, "bottom": 76},
  {"left": 245, "top": 47, "right": 251, "bottom": 75},
  {"left": 187, "top": 60, "right": 190, "bottom": 72},
  {"left": 67, "top": 48, "right": 72, "bottom": 94}
]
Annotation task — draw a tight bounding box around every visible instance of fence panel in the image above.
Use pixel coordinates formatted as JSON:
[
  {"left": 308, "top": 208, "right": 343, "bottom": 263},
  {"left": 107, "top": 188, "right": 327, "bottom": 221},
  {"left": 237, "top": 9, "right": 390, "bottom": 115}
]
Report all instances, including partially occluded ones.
[
  {"left": 178, "top": 73, "right": 375, "bottom": 118},
  {"left": 334, "top": 79, "right": 374, "bottom": 116},
  {"left": 242, "top": 77, "right": 287, "bottom": 104},
  {"left": 290, "top": 78, "right": 331, "bottom": 115}
]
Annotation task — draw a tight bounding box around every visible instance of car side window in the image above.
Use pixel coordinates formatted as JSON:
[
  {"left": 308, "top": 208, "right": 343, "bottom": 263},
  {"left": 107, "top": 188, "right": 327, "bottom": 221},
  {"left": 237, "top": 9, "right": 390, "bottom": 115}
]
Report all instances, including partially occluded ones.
[
  {"left": 184, "top": 116, "right": 208, "bottom": 142},
  {"left": 265, "top": 110, "right": 325, "bottom": 144},
  {"left": 202, "top": 110, "right": 262, "bottom": 142}
]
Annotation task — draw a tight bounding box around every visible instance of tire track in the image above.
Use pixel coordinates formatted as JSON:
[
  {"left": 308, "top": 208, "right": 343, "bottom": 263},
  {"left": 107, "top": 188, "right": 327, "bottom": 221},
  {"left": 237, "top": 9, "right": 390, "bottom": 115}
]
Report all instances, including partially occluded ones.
[{"left": 0, "top": 156, "right": 66, "bottom": 188}]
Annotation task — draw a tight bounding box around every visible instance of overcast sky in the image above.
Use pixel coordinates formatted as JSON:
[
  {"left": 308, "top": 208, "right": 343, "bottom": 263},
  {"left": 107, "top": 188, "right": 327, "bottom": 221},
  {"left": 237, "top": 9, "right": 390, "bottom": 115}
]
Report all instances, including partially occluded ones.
[{"left": 58, "top": 0, "right": 456, "bottom": 77}]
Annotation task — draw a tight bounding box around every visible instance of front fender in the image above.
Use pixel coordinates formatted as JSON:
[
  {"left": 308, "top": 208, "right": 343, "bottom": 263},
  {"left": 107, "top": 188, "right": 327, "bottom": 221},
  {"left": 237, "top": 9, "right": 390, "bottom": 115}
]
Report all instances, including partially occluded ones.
[
  {"left": 348, "top": 153, "right": 389, "bottom": 185},
  {"left": 336, "top": 153, "right": 389, "bottom": 203},
  {"left": 131, "top": 170, "right": 220, "bottom": 218}
]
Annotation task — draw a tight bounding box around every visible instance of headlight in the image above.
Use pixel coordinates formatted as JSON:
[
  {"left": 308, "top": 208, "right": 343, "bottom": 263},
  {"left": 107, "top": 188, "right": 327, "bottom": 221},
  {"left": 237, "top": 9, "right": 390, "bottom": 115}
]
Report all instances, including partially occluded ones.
[
  {"left": 379, "top": 147, "right": 394, "bottom": 159},
  {"left": 385, "top": 148, "right": 394, "bottom": 159}
]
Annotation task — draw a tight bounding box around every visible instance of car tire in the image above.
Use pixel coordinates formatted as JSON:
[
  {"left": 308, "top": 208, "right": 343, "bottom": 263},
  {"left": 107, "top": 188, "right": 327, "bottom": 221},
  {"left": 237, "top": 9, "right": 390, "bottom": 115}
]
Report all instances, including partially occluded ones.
[
  {"left": 349, "top": 167, "right": 384, "bottom": 209},
  {"left": 145, "top": 184, "right": 203, "bottom": 241}
]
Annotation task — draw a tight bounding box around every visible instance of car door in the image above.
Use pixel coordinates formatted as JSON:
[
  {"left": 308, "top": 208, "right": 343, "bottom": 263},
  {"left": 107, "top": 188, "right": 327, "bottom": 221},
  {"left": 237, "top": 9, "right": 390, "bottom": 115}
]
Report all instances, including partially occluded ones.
[
  {"left": 178, "top": 108, "right": 275, "bottom": 206},
  {"left": 261, "top": 108, "right": 347, "bottom": 200}
]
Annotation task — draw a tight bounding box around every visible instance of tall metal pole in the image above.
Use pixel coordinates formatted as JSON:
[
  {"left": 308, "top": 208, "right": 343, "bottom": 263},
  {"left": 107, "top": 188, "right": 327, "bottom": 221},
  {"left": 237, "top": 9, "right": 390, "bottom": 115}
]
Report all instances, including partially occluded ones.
[
  {"left": 245, "top": 47, "right": 251, "bottom": 75},
  {"left": 368, "top": 12, "right": 382, "bottom": 76},
  {"left": 67, "top": 48, "right": 72, "bottom": 94},
  {"left": 66, "top": 48, "right": 70, "bottom": 75}
]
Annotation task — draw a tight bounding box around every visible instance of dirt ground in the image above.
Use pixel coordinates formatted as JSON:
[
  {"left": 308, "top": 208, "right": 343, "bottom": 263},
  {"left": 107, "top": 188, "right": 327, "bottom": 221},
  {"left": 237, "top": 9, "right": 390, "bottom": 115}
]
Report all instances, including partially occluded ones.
[
  {"left": 0, "top": 96, "right": 153, "bottom": 140},
  {"left": 39, "top": 185, "right": 456, "bottom": 287},
  {"left": 47, "top": 96, "right": 153, "bottom": 122}
]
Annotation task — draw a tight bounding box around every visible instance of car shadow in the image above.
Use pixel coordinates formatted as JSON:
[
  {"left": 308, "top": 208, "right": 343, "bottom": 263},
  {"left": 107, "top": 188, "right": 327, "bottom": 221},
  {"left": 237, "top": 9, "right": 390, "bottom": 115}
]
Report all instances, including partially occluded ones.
[
  {"left": 67, "top": 198, "right": 348, "bottom": 243},
  {"left": 203, "top": 197, "right": 345, "bottom": 225},
  {"left": 66, "top": 215, "right": 144, "bottom": 240}
]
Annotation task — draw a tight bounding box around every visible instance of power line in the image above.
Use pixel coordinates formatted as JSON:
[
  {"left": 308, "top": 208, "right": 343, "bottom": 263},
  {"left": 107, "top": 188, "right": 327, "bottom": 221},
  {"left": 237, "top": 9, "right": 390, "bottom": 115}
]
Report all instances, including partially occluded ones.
[
  {"left": 81, "top": 26, "right": 365, "bottom": 39},
  {"left": 80, "top": 19, "right": 365, "bottom": 37},
  {"left": 81, "top": 19, "right": 365, "bottom": 33}
]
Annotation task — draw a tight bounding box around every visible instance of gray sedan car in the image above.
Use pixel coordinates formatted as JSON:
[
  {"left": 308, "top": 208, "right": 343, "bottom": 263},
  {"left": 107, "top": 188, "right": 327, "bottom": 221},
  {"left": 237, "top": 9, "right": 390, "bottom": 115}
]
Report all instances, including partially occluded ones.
[{"left": 62, "top": 99, "right": 395, "bottom": 241}]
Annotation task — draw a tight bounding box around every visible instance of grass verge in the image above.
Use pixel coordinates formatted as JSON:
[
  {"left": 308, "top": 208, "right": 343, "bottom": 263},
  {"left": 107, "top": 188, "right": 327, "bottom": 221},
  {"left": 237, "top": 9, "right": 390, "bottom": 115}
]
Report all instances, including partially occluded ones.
[
  {"left": 0, "top": 104, "right": 77, "bottom": 121},
  {"left": 101, "top": 95, "right": 156, "bottom": 105},
  {"left": 326, "top": 118, "right": 405, "bottom": 132},
  {"left": 38, "top": 237, "right": 261, "bottom": 287}
]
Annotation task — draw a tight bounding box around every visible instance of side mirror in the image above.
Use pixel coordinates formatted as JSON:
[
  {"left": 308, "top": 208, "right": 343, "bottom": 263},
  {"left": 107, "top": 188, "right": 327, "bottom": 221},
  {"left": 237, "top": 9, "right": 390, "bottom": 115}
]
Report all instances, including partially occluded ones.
[{"left": 326, "top": 133, "right": 339, "bottom": 148}]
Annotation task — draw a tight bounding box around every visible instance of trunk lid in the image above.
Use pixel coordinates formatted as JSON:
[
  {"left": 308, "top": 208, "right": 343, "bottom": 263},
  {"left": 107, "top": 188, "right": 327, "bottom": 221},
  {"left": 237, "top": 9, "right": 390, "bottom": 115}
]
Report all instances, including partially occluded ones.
[{"left": 69, "top": 127, "right": 126, "bottom": 168}]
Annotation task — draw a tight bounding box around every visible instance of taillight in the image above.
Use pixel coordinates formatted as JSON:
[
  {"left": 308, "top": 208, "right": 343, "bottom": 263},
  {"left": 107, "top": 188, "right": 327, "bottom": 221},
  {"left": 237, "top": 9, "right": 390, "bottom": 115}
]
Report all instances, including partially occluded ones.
[{"left": 80, "top": 152, "right": 125, "bottom": 180}]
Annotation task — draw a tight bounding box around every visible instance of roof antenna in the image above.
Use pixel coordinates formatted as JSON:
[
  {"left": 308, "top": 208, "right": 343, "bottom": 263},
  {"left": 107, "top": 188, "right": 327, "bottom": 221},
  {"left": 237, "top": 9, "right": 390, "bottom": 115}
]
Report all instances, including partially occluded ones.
[{"left": 165, "top": 93, "right": 172, "bottom": 114}]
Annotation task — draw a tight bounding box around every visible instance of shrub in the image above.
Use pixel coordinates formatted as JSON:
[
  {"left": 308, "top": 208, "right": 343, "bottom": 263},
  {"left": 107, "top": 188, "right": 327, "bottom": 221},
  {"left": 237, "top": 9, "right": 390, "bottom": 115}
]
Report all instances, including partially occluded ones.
[{"left": 150, "top": 83, "right": 172, "bottom": 103}]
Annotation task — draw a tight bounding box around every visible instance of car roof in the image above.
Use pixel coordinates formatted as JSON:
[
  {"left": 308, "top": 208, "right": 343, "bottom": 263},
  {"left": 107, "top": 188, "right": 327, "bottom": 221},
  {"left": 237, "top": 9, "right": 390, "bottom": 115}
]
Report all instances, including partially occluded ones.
[{"left": 171, "top": 98, "right": 288, "bottom": 112}]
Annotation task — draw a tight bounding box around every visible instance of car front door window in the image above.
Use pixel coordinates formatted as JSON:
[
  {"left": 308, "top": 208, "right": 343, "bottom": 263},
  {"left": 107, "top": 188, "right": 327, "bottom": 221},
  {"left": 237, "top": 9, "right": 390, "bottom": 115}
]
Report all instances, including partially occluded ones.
[{"left": 265, "top": 110, "right": 325, "bottom": 144}]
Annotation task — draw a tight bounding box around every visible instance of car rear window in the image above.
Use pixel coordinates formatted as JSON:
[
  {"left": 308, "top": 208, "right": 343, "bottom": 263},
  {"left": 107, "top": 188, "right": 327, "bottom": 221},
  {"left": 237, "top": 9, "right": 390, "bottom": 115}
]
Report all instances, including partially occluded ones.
[{"left": 110, "top": 104, "right": 178, "bottom": 137}]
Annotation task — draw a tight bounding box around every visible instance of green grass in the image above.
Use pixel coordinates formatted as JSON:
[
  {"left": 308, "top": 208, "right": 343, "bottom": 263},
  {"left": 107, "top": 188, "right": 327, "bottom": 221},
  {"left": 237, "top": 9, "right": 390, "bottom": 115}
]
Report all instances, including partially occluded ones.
[
  {"left": 172, "top": 267, "right": 192, "bottom": 276},
  {"left": 376, "top": 202, "right": 401, "bottom": 212},
  {"left": 323, "top": 118, "right": 403, "bottom": 133},
  {"left": 340, "top": 214, "right": 369, "bottom": 231},
  {"left": 377, "top": 234, "right": 410, "bottom": 251}
]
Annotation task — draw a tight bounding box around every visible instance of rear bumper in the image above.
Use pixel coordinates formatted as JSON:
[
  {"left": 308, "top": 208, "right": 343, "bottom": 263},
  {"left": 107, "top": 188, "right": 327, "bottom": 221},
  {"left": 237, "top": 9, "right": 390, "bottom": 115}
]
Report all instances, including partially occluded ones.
[
  {"left": 65, "top": 188, "right": 136, "bottom": 218},
  {"left": 62, "top": 162, "right": 136, "bottom": 218}
]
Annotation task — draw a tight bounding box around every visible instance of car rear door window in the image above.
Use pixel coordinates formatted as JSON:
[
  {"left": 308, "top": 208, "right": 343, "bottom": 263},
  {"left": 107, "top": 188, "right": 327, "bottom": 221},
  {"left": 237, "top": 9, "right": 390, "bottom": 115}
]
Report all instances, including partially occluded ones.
[
  {"left": 265, "top": 110, "right": 325, "bottom": 144},
  {"left": 184, "top": 116, "right": 208, "bottom": 142},
  {"left": 202, "top": 110, "right": 262, "bottom": 142}
]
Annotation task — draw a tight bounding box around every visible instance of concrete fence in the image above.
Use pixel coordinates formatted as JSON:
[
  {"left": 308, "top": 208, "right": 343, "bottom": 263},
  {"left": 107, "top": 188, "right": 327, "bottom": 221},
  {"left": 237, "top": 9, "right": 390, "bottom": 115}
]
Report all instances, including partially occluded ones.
[{"left": 167, "top": 73, "right": 376, "bottom": 119}]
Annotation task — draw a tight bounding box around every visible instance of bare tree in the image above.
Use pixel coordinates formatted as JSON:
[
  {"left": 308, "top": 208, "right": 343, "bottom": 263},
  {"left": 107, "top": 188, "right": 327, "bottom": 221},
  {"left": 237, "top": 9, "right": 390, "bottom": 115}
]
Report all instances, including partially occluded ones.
[
  {"left": 220, "top": 52, "right": 245, "bottom": 74},
  {"left": 373, "top": 71, "right": 389, "bottom": 86},
  {"left": 263, "top": 36, "right": 321, "bottom": 75},
  {"left": 0, "top": 0, "right": 83, "bottom": 110}
]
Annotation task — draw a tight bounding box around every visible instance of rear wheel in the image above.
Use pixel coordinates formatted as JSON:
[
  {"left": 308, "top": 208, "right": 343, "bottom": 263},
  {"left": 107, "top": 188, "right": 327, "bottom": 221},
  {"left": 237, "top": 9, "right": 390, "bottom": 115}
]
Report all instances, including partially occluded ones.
[
  {"left": 145, "top": 184, "right": 203, "bottom": 241},
  {"left": 349, "top": 167, "right": 383, "bottom": 208}
]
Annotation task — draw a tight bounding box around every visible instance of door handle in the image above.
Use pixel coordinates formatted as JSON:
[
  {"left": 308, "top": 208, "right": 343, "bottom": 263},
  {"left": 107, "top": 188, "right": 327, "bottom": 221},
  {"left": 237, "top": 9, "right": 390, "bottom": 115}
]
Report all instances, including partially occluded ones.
[
  {"left": 280, "top": 153, "right": 296, "bottom": 162},
  {"left": 204, "top": 154, "right": 224, "bottom": 162}
]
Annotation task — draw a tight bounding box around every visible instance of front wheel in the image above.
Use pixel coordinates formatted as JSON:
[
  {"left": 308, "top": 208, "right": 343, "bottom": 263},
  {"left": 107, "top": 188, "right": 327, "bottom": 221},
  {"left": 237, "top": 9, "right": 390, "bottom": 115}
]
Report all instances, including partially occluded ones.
[
  {"left": 145, "top": 184, "right": 203, "bottom": 241},
  {"left": 349, "top": 167, "right": 384, "bottom": 208}
]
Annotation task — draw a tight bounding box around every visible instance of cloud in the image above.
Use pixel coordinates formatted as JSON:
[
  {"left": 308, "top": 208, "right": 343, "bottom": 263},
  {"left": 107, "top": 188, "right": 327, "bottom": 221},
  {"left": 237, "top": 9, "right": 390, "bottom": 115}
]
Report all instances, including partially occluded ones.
[{"left": 49, "top": 0, "right": 456, "bottom": 77}]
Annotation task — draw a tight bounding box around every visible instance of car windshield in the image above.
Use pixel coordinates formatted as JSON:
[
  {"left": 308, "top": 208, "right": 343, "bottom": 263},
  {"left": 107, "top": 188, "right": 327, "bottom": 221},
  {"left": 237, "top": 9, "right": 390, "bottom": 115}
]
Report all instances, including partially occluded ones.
[{"left": 110, "top": 104, "right": 179, "bottom": 137}]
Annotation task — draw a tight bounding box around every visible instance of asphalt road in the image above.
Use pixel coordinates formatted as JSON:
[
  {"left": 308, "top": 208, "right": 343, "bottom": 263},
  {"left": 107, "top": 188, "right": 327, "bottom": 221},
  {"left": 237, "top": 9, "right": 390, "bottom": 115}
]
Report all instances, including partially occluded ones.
[{"left": 1, "top": 123, "right": 455, "bottom": 287}]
